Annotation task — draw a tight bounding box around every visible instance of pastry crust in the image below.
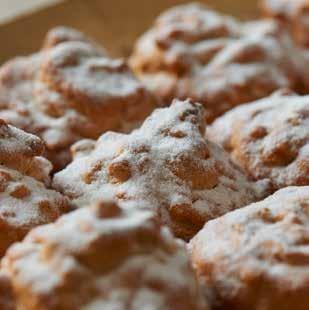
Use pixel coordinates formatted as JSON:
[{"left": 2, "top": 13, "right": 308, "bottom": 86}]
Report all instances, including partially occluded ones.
[
  {"left": 0, "top": 120, "right": 72, "bottom": 257},
  {"left": 0, "top": 27, "right": 157, "bottom": 170},
  {"left": 208, "top": 90, "right": 309, "bottom": 191},
  {"left": 53, "top": 99, "right": 267, "bottom": 240},
  {"left": 189, "top": 186, "right": 309, "bottom": 310},
  {"left": 130, "top": 3, "right": 302, "bottom": 122},
  {"left": 1, "top": 200, "right": 207, "bottom": 310}
]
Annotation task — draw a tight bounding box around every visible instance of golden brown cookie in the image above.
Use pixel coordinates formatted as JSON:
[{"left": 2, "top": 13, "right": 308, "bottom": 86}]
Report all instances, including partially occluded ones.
[
  {"left": 189, "top": 186, "right": 309, "bottom": 310},
  {"left": 0, "top": 118, "right": 49, "bottom": 183},
  {"left": 0, "top": 27, "right": 157, "bottom": 170},
  {"left": 208, "top": 90, "right": 309, "bottom": 191},
  {"left": 53, "top": 99, "right": 267, "bottom": 240},
  {"left": 0, "top": 120, "right": 72, "bottom": 257},
  {"left": 130, "top": 3, "right": 302, "bottom": 122},
  {"left": 39, "top": 40, "right": 156, "bottom": 134},
  {"left": 1, "top": 200, "right": 207, "bottom": 310},
  {"left": 260, "top": 0, "right": 309, "bottom": 47}
]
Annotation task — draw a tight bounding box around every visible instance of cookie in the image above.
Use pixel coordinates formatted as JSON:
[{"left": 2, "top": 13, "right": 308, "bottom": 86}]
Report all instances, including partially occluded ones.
[
  {"left": 53, "top": 99, "right": 267, "bottom": 240},
  {"left": 1, "top": 200, "right": 207, "bottom": 310},
  {"left": 130, "top": 3, "right": 302, "bottom": 122},
  {"left": 189, "top": 186, "right": 309, "bottom": 310},
  {"left": 0, "top": 120, "right": 72, "bottom": 257},
  {"left": 260, "top": 0, "right": 309, "bottom": 47},
  {"left": 208, "top": 90, "right": 309, "bottom": 190},
  {"left": 0, "top": 27, "right": 157, "bottom": 170}
]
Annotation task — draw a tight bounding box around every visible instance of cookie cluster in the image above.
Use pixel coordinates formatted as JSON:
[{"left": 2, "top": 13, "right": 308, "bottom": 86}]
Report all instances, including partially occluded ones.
[
  {"left": 0, "top": 2, "right": 308, "bottom": 309},
  {"left": 0, "top": 27, "right": 157, "bottom": 170}
]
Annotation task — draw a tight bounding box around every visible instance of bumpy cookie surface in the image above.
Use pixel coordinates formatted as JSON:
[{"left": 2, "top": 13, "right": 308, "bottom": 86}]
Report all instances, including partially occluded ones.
[
  {"left": 0, "top": 27, "right": 157, "bottom": 170},
  {"left": 209, "top": 90, "right": 309, "bottom": 190},
  {"left": 0, "top": 120, "right": 71, "bottom": 257},
  {"left": 260, "top": 0, "right": 309, "bottom": 47},
  {"left": 130, "top": 3, "right": 302, "bottom": 122},
  {"left": 54, "top": 99, "right": 266, "bottom": 240},
  {"left": 189, "top": 186, "right": 309, "bottom": 310},
  {"left": 1, "top": 200, "right": 207, "bottom": 310}
]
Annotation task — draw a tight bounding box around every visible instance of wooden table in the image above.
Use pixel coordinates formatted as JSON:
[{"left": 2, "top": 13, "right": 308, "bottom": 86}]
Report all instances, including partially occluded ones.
[{"left": 0, "top": 0, "right": 61, "bottom": 24}]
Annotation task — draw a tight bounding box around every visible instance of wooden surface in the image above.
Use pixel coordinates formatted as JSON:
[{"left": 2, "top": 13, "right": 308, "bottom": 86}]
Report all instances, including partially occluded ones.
[
  {"left": 0, "top": 0, "right": 62, "bottom": 23},
  {"left": 0, "top": 0, "right": 258, "bottom": 64}
]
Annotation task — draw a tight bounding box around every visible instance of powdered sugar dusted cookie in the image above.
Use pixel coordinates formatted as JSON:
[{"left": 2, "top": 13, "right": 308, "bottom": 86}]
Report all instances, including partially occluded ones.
[
  {"left": 208, "top": 90, "right": 309, "bottom": 190},
  {"left": 189, "top": 186, "right": 309, "bottom": 310},
  {"left": 54, "top": 99, "right": 266, "bottom": 240},
  {"left": 0, "top": 27, "right": 157, "bottom": 170},
  {"left": 0, "top": 119, "right": 48, "bottom": 182},
  {"left": 1, "top": 200, "right": 207, "bottom": 310},
  {"left": 260, "top": 0, "right": 309, "bottom": 47},
  {"left": 0, "top": 120, "right": 71, "bottom": 257},
  {"left": 130, "top": 3, "right": 302, "bottom": 122},
  {"left": 39, "top": 40, "right": 156, "bottom": 134}
]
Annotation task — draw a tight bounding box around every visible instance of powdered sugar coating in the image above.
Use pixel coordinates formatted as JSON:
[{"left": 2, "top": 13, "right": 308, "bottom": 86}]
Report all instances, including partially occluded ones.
[
  {"left": 40, "top": 40, "right": 156, "bottom": 132},
  {"left": 189, "top": 186, "right": 309, "bottom": 310},
  {"left": 0, "top": 119, "right": 51, "bottom": 184},
  {"left": 0, "top": 120, "right": 71, "bottom": 257},
  {"left": 0, "top": 27, "right": 157, "bottom": 170},
  {"left": 1, "top": 200, "right": 207, "bottom": 310},
  {"left": 0, "top": 166, "right": 71, "bottom": 257},
  {"left": 209, "top": 90, "right": 309, "bottom": 190},
  {"left": 260, "top": 0, "right": 309, "bottom": 47},
  {"left": 54, "top": 99, "right": 266, "bottom": 240},
  {"left": 130, "top": 3, "right": 303, "bottom": 122}
]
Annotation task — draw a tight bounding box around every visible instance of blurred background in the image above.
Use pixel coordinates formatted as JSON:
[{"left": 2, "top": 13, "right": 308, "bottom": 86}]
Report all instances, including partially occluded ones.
[{"left": 0, "top": 0, "right": 258, "bottom": 63}]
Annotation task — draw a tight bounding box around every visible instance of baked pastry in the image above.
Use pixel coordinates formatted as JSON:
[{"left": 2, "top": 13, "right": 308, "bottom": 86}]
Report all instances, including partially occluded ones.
[
  {"left": 189, "top": 186, "right": 309, "bottom": 310},
  {"left": 0, "top": 120, "right": 71, "bottom": 257},
  {"left": 130, "top": 3, "right": 302, "bottom": 122},
  {"left": 53, "top": 99, "right": 267, "bottom": 240},
  {"left": 0, "top": 27, "right": 157, "bottom": 170},
  {"left": 260, "top": 0, "right": 309, "bottom": 47},
  {"left": 1, "top": 200, "right": 207, "bottom": 310},
  {"left": 208, "top": 90, "right": 309, "bottom": 191}
]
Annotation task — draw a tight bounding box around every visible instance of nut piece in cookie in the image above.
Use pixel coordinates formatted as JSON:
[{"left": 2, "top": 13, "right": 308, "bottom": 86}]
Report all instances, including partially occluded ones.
[
  {"left": 130, "top": 3, "right": 303, "bottom": 122},
  {"left": 189, "top": 186, "right": 309, "bottom": 310},
  {"left": 1, "top": 200, "right": 207, "bottom": 310},
  {"left": 0, "top": 120, "right": 72, "bottom": 257},
  {"left": 54, "top": 99, "right": 267, "bottom": 240},
  {"left": 0, "top": 26, "right": 158, "bottom": 170},
  {"left": 208, "top": 90, "right": 309, "bottom": 190}
]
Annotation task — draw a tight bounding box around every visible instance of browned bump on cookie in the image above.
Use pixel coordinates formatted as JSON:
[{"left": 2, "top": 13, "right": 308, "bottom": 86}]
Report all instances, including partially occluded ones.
[
  {"left": 108, "top": 160, "right": 132, "bottom": 184},
  {"left": 10, "top": 184, "right": 31, "bottom": 199}
]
